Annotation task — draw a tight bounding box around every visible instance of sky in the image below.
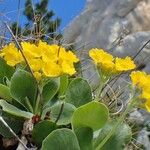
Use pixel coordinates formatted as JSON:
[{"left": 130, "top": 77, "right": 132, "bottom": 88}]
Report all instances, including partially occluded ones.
[{"left": 0, "top": 0, "right": 86, "bottom": 31}]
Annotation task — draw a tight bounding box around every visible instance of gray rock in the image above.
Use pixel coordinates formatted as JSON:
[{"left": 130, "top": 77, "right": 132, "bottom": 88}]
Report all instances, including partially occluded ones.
[
  {"left": 137, "top": 128, "right": 150, "bottom": 150},
  {"left": 64, "top": 0, "right": 150, "bottom": 56},
  {"left": 129, "top": 110, "right": 145, "bottom": 124},
  {"left": 63, "top": 0, "right": 150, "bottom": 84}
]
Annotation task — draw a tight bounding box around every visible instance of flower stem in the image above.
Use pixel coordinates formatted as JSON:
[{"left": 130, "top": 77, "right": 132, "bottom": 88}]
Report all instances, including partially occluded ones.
[
  {"left": 25, "top": 97, "right": 34, "bottom": 113},
  {"left": 96, "top": 80, "right": 104, "bottom": 99},
  {"left": 34, "top": 82, "right": 43, "bottom": 115},
  {"left": 34, "top": 94, "right": 41, "bottom": 114},
  {"left": 96, "top": 76, "right": 109, "bottom": 99}
]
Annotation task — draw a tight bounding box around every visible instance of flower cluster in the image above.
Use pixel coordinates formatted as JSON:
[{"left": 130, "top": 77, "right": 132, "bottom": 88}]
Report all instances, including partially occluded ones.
[
  {"left": 130, "top": 71, "right": 150, "bottom": 112},
  {"left": 0, "top": 43, "right": 23, "bottom": 66},
  {"left": 0, "top": 41, "right": 79, "bottom": 80},
  {"left": 89, "top": 48, "right": 136, "bottom": 74}
]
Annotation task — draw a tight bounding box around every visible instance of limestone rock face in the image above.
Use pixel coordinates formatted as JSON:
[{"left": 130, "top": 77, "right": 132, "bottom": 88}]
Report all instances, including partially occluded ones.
[
  {"left": 63, "top": 0, "right": 150, "bottom": 86},
  {"left": 64, "top": 0, "right": 150, "bottom": 61}
]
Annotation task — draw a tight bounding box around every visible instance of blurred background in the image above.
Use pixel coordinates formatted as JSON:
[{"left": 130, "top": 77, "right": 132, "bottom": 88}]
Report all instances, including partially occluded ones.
[{"left": 0, "top": 0, "right": 86, "bottom": 30}]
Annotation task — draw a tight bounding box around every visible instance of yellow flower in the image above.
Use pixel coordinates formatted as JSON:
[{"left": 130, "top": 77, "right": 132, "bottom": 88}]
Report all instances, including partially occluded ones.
[
  {"left": 89, "top": 48, "right": 116, "bottom": 75},
  {"left": 34, "top": 71, "right": 42, "bottom": 81},
  {"left": 101, "top": 61, "right": 115, "bottom": 71},
  {"left": 1, "top": 41, "right": 79, "bottom": 77},
  {"left": 43, "top": 45, "right": 61, "bottom": 64},
  {"left": 89, "top": 49, "right": 136, "bottom": 74},
  {"left": 145, "top": 99, "right": 150, "bottom": 112},
  {"left": 62, "top": 61, "right": 76, "bottom": 75},
  {"left": 141, "top": 89, "right": 150, "bottom": 100},
  {"left": 0, "top": 43, "right": 23, "bottom": 66},
  {"left": 21, "top": 42, "right": 43, "bottom": 59},
  {"left": 59, "top": 49, "right": 79, "bottom": 63},
  {"left": 38, "top": 40, "right": 49, "bottom": 52},
  {"left": 115, "top": 56, "right": 136, "bottom": 71},
  {"left": 130, "top": 71, "right": 150, "bottom": 112},
  {"left": 28, "top": 58, "right": 43, "bottom": 72},
  {"left": 140, "top": 96, "right": 150, "bottom": 112},
  {"left": 58, "top": 48, "right": 79, "bottom": 75},
  {"left": 42, "top": 61, "right": 62, "bottom": 77},
  {"left": 130, "top": 71, "right": 150, "bottom": 88},
  {"left": 42, "top": 44, "right": 79, "bottom": 77},
  {"left": 89, "top": 48, "right": 114, "bottom": 65},
  {"left": 130, "top": 71, "right": 147, "bottom": 87},
  {"left": 42, "top": 44, "right": 60, "bottom": 62}
]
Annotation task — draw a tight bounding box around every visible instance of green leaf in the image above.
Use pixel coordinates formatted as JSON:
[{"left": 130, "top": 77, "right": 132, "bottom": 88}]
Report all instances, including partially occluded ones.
[
  {"left": 72, "top": 101, "right": 109, "bottom": 131},
  {"left": 58, "top": 75, "right": 68, "bottom": 96},
  {"left": 94, "top": 122, "right": 132, "bottom": 150},
  {"left": 50, "top": 102, "right": 76, "bottom": 125},
  {"left": 0, "top": 114, "right": 23, "bottom": 138},
  {"left": 42, "top": 128, "right": 80, "bottom": 150},
  {"left": 42, "top": 78, "right": 60, "bottom": 106},
  {"left": 0, "top": 58, "right": 15, "bottom": 84},
  {"left": 10, "top": 69, "right": 37, "bottom": 108},
  {"left": 0, "top": 84, "right": 12, "bottom": 102},
  {"left": 75, "top": 127, "right": 93, "bottom": 150},
  {"left": 32, "top": 120, "right": 57, "bottom": 146},
  {"left": 65, "top": 78, "right": 92, "bottom": 107},
  {"left": 0, "top": 99, "right": 33, "bottom": 118}
]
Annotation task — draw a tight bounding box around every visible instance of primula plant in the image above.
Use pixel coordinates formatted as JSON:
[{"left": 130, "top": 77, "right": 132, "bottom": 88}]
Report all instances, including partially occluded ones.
[{"left": 0, "top": 37, "right": 149, "bottom": 149}]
